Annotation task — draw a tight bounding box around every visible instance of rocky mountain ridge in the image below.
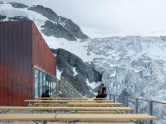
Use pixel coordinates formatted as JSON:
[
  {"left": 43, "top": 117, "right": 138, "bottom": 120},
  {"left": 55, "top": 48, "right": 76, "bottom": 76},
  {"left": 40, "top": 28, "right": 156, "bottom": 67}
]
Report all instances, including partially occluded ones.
[
  {"left": 51, "top": 48, "right": 102, "bottom": 97},
  {"left": 0, "top": 2, "right": 88, "bottom": 41}
]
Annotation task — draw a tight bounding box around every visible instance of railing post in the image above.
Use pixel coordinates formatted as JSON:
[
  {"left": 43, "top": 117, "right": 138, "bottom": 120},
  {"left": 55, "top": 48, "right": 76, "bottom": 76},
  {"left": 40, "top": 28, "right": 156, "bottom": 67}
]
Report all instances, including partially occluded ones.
[
  {"left": 113, "top": 94, "right": 116, "bottom": 103},
  {"left": 108, "top": 94, "right": 111, "bottom": 100},
  {"left": 125, "top": 96, "right": 128, "bottom": 107},
  {"left": 119, "top": 95, "right": 121, "bottom": 103},
  {"left": 149, "top": 101, "right": 153, "bottom": 124},
  {"left": 135, "top": 98, "right": 138, "bottom": 114}
]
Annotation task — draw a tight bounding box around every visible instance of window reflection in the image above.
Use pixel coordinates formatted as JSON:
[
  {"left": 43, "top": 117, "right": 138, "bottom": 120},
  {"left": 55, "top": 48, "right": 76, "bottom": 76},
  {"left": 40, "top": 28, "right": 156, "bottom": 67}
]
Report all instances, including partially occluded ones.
[
  {"left": 35, "top": 69, "right": 39, "bottom": 98},
  {"left": 34, "top": 68, "right": 56, "bottom": 98},
  {"left": 40, "top": 72, "right": 42, "bottom": 96}
]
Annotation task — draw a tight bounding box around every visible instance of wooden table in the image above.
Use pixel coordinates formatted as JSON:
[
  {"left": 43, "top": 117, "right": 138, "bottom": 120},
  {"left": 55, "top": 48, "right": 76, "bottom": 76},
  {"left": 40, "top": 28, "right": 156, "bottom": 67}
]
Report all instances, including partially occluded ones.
[
  {"left": 24, "top": 100, "right": 114, "bottom": 107},
  {"left": 0, "top": 113, "right": 158, "bottom": 124},
  {"left": 68, "top": 102, "right": 122, "bottom": 107}
]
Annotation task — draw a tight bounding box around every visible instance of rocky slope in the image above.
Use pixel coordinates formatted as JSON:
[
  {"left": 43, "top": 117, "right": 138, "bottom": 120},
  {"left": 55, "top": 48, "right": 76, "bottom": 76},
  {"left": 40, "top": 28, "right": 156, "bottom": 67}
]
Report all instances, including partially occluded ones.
[
  {"left": 0, "top": 2, "right": 88, "bottom": 41},
  {"left": 51, "top": 48, "right": 102, "bottom": 97}
]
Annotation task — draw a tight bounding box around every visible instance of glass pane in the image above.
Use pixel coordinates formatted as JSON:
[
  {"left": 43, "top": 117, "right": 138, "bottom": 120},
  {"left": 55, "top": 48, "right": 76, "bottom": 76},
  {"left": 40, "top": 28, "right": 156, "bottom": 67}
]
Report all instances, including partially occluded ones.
[
  {"left": 40, "top": 71, "right": 42, "bottom": 96},
  {"left": 51, "top": 77, "right": 53, "bottom": 95},
  {"left": 34, "top": 69, "right": 57, "bottom": 97},
  {"left": 49, "top": 76, "right": 51, "bottom": 94},
  {"left": 34, "top": 69, "right": 39, "bottom": 98},
  {"left": 42, "top": 73, "right": 46, "bottom": 93},
  {"left": 53, "top": 78, "right": 56, "bottom": 95},
  {"left": 46, "top": 75, "right": 49, "bottom": 91}
]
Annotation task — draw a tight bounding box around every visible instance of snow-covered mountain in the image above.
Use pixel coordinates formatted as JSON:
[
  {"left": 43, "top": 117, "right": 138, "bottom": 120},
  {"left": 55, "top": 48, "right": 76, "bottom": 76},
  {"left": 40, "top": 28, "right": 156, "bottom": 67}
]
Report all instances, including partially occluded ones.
[
  {"left": 1, "top": 2, "right": 166, "bottom": 123},
  {"left": 0, "top": 2, "right": 88, "bottom": 41},
  {"left": 0, "top": 2, "right": 101, "bottom": 98},
  {"left": 1, "top": 1, "right": 166, "bottom": 101}
]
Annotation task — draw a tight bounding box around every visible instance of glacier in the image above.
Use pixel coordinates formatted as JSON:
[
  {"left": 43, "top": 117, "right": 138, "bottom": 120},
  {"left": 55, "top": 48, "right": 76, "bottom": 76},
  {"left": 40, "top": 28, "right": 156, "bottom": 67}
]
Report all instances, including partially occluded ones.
[
  {"left": 87, "top": 36, "right": 166, "bottom": 102},
  {"left": 86, "top": 36, "right": 166, "bottom": 124}
]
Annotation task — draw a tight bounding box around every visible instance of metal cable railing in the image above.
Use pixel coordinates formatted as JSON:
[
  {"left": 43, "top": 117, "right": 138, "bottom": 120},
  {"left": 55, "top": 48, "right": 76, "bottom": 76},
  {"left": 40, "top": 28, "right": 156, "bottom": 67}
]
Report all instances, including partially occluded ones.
[{"left": 108, "top": 94, "right": 166, "bottom": 124}]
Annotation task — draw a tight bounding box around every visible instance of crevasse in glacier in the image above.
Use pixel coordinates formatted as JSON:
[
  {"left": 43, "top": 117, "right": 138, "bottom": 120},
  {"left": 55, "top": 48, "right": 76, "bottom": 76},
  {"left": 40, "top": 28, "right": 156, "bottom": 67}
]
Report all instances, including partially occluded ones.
[{"left": 87, "top": 36, "right": 166, "bottom": 102}]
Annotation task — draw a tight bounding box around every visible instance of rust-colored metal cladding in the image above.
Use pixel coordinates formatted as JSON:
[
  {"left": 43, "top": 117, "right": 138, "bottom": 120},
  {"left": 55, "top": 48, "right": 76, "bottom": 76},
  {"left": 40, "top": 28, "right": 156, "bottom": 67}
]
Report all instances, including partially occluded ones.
[
  {"left": 0, "top": 21, "right": 57, "bottom": 106},
  {"left": 32, "top": 24, "right": 56, "bottom": 77}
]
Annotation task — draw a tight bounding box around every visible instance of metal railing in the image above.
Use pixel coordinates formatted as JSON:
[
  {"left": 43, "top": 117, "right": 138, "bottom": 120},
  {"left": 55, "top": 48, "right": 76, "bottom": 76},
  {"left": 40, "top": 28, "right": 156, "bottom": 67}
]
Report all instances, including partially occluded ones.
[{"left": 108, "top": 94, "right": 166, "bottom": 124}]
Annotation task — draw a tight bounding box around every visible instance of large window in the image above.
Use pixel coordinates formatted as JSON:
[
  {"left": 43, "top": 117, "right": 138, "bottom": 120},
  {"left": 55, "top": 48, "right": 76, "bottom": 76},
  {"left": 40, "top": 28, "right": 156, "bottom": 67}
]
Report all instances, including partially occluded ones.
[
  {"left": 34, "top": 68, "right": 57, "bottom": 98},
  {"left": 35, "top": 69, "right": 39, "bottom": 98}
]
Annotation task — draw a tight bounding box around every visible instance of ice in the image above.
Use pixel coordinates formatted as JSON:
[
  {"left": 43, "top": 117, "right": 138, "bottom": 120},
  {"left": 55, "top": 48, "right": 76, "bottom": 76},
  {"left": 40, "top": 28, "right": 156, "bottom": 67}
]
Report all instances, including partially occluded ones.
[
  {"left": 57, "top": 69, "right": 62, "bottom": 80},
  {"left": 86, "top": 79, "right": 101, "bottom": 89},
  {"left": 73, "top": 67, "right": 78, "bottom": 76}
]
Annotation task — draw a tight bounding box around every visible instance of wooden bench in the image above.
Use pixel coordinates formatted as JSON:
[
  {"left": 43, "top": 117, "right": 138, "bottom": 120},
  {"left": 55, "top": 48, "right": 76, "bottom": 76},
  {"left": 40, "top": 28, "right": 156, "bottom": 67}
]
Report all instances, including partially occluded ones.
[
  {"left": 24, "top": 100, "right": 114, "bottom": 107},
  {"left": 55, "top": 114, "right": 157, "bottom": 123},
  {"left": 0, "top": 107, "right": 133, "bottom": 114},
  {"left": 0, "top": 106, "right": 133, "bottom": 111},
  {"left": 33, "top": 103, "right": 63, "bottom": 107},
  {"left": 25, "top": 100, "right": 113, "bottom": 103},
  {"left": 0, "top": 113, "right": 158, "bottom": 124},
  {"left": 68, "top": 102, "right": 122, "bottom": 107},
  {"left": 35, "top": 98, "right": 108, "bottom": 100},
  {"left": 47, "top": 122, "right": 135, "bottom": 124},
  {"left": 0, "top": 122, "right": 135, "bottom": 124},
  {"left": 72, "top": 111, "right": 119, "bottom": 114}
]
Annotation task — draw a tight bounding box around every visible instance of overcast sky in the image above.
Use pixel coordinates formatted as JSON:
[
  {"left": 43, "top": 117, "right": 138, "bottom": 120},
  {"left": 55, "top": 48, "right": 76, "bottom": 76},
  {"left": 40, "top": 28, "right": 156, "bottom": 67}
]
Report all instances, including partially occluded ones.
[{"left": 1, "top": 0, "right": 166, "bottom": 37}]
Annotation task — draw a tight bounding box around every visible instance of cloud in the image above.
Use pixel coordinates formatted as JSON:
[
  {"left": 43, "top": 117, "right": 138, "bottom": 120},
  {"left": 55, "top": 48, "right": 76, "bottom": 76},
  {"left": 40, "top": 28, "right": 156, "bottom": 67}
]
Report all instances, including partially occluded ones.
[{"left": 1, "top": 0, "right": 166, "bottom": 37}]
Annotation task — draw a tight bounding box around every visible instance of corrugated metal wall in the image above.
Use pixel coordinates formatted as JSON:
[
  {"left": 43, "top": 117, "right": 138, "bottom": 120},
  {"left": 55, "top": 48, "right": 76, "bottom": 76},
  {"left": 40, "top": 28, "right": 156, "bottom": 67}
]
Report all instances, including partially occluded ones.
[
  {"left": 0, "top": 21, "right": 57, "bottom": 106},
  {"left": 32, "top": 22, "right": 56, "bottom": 77},
  {"left": 0, "top": 21, "right": 33, "bottom": 106}
]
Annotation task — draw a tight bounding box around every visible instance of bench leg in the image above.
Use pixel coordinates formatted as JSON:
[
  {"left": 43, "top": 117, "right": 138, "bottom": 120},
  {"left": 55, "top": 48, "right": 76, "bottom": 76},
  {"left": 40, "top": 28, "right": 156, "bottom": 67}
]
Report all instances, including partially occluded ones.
[
  {"left": 74, "top": 110, "right": 78, "bottom": 114},
  {"left": 66, "top": 120, "right": 69, "bottom": 124},
  {"left": 29, "top": 101, "right": 31, "bottom": 107},
  {"left": 2, "top": 110, "right": 10, "bottom": 114},
  {"left": 42, "top": 120, "right": 47, "bottom": 124},
  {"left": 63, "top": 102, "right": 66, "bottom": 113},
  {"left": 33, "top": 121, "right": 39, "bottom": 124},
  {"left": 136, "top": 120, "right": 138, "bottom": 124},
  {"left": 63, "top": 102, "right": 65, "bottom": 107},
  {"left": 73, "top": 120, "right": 79, "bottom": 124}
]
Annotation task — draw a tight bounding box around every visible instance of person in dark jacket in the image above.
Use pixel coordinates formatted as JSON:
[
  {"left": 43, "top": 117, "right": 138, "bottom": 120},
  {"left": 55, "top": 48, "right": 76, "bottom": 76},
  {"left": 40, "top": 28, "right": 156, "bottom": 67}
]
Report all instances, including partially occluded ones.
[
  {"left": 96, "top": 91, "right": 104, "bottom": 98},
  {"left": 41, "top": 90, "right": 50, "bottom": 98},
  {"left": 101, "top": 83, "right": 107, "bottom": 98}
]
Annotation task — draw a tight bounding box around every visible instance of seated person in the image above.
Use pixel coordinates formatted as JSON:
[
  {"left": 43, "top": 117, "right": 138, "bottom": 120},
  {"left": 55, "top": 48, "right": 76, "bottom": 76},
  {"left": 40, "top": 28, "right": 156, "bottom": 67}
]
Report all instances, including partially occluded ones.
[
  {"left": 96, "top": 91, "right": 104, "bottom": 98},
  {"left": 41, "top": 90, "right": 50, "bottom": 99}
]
